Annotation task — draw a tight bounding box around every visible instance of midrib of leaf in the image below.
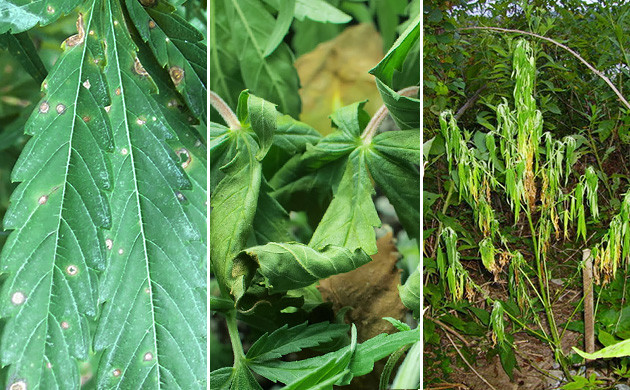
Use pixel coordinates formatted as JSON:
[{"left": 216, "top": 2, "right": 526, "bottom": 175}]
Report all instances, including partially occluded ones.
[
  {"left": 105, "top": 7, "right": 161, "bottom": 386},
  {"left": 228, "top": 0, "right": 288, "bottom": 112}
]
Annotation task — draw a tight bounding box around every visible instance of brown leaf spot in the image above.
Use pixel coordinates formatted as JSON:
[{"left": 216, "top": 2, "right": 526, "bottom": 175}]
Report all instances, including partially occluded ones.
[
  {"left": 56, "top": 104, "right": 66, "bottom": 115},
  {"left": 133, "top": 58, "right": 148, "bottom": 77},
  {"left": 148, "top": 20, "right": 156, "bottom": 29},
  {"left": 39, "top": 101, "right": 49, "bottom": 114},
  {"left": 61, "top": 321, "right": 69, "bottom": 329},
  {"left": 176, "top": 148, "right": 191, "bottom": 169},
  {"left": 9, "top": 381, "right": 26, "bottom": 390},
  {"left": 64, "top": 13, "right": 85, "bottom": 47},
  {"left": 169, "top": 66, "right": 184, "bottom": 86}
]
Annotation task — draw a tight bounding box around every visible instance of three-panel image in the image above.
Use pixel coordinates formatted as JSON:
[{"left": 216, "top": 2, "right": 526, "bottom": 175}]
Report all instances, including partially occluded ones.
[{"left": 2, "top": 1, "right": 627, "bottom": 389}]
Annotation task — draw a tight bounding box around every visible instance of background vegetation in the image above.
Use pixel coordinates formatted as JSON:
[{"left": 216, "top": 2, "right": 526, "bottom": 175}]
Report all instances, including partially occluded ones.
[{"left": 424, "top": 1, "right": 630, "bottom": 389}]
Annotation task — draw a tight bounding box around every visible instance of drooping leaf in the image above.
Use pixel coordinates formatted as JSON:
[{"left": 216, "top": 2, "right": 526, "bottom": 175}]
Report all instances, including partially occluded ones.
[
  {"left": 246, "top": 321, "right": 349, "bottom": 363},
  {"left": 0, "top": 5, "right": 110, "bottom": 388},
  {"left": 248, "top": 93, "right": 277, "bottom": 160},
  {"left": 398, "top": 266, "right": 420, "bottom": 318},
  {"left": 309, "top": 148, "right": 380, "bottom": 255},
  {"left": 252, "top": 179, "right": 291, "bottom": 244},
  {"left": 94, "top": 1, "right": 206, "bottom": 387},
  {"left": 0, "top": 31, "right": 47, "bottom": 83},
  {"left": 573, "top": 338, "right": 630, "bottom": 359},
  {"left": 0, "top": 0, "right": 82, "bottom": 34},
  {"left": 210, "top": 130, "right": 262, "bottom": 298},
  {"left": 250, "top": 327, "right": 419, "bottom": 385},
  {"left": 126, "top": 0, "right": 207, "bottom": 119},
  {"left": 224, "top": 0, "right": 301, "bottom": 117},
  {"left": 235, "top": 242, "right": 372, "bottom": 293},
  {"left": 365, "top": 146, "right": 420, "bottom": 242}
]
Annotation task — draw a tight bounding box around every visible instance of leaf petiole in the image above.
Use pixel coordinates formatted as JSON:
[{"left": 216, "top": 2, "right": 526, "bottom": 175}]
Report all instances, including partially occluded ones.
[{"left": 211, "top": 90, "right": 241, "bottom": 130}]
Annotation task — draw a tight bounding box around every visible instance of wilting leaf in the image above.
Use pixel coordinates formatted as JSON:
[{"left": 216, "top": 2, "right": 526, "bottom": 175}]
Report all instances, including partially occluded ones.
[{"left": 235, "top": 242, "right": 372, "bottom": 293}]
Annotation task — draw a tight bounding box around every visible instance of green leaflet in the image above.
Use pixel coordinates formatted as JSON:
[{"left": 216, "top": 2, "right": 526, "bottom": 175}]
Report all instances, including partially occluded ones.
[
  {"left": 126, "top": 0, "right": 208, "bottom": 119},
  {"left": 374, "top": 0, "right": 407, "bottom": 49},
  {"left": 136, "top": 39, "right": 208, "bottom": 266},
  {"left": 293, "top": 0, "right": 351, "bottom": 23},
  {"left": 246, "top": 321, "right": 349, "bottom": 363},
  {"left": 365, "top": 146, "right": 420, "bottom": 243},
  {"left": 370, "top": 14, "right": 420, "bottom": 86},
  {"left": 309, "top": 148, "right": 381, "bottom": 255},
  {"left": 226, "top": 0, "right": 301, "bottom": 117},
  {"left": 375, "top": 78, "right": 420, "bottom": 130},
  {"left": 330, "top": 101, "right": 369, "bottom": 138},
  {"left": 263, "top": 0, "right": 295, "bottom": 57},
  {"left": 209, "top": 121, "right": 232, "bottom": 192},
  {"left": 0, "top": 0, "right": 82, "bottom": 34},
  {"left": 0, "top": 3, "right": 110, "bottom": 387},
  {"left": 369, "top": 14, "right": 420, "bottom": 130},
  {"left": 398, "top": 267, "right": 420, "bottom": 318},
  {"left": 0, "top": 31, "right": 47, "bottom": 83},
  {"left": 573, "top": 338, "right": 630, "bottom": 359},
  {"left": 372, "top": 129, "right": 420, "bottom": 165},
  {"left": 235, "top": 243, "right": 372, "bottom": 293},
  {"left": 253, "top": 179, "right": 291, "bottom": 244},
  {"left": 210, "top": 0, "right": 245, "bottom": 112},
  {"left": 210, "top": 131, "right": 262, "bottom": 298},
  {"left": 209, "top": 366, "right": 234, "bottom": 389},
  {"left": 247, "top": 93, "right": 277, "bottom": 160},
  {"left": 273, "top": 114, "right": 321, "bottom": 154},
  {"left": 210, "top": 363, "right": 264, "bottom": 390},
  {"left": 94, "top": 0, "right": 206, "bottom": 387},
  {"left": 250, "top": 327, "right": 419, "bottom": 385}
]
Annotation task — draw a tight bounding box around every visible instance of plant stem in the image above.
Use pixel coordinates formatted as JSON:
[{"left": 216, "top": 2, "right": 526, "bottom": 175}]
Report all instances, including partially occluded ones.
[
  {"left": 226, "top": 310, "right": 245, "bottom": 362},
  {"left": 210, "top": 90, "right": 241, "bottom": 130},
  {"left": 360, "top": 86, "right": 419, "bottom": 142},
  {"left": 526, "top": 208, "right": 571, "bottom": 379}
]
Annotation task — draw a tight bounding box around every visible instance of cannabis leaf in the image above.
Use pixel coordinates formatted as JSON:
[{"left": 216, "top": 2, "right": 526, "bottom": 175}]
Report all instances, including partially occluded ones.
[
  {"left": 573, "top": 338, "right": 630, "bottom": 359},
  {"left": 235, "top": 243, "right": 372, "bottom": 293},
  {"left": 224, "top": 0, "right": 301, "bottom": 117},
  {"left": 369, "top": 14, "right": 420, "bottom": 130},
  {"left": 398, "top": 266, "right": 420, "bottom": 318},
  {"left": 93, "top": 0, "right": 205, "bottom": 387},
  {"left": 126, "top": 0, "right": 208, "bottom": 118},
  {"left": 250, "top": 326, "right": 419, "bottom": 385},
  {"left": 245, "top": 322, "right": 349, "bottom": 363},
  {"left": 309, "top": 149, "right": 381, "bottom": 254},
  {"left": 0, "top": 4, "right": 110, "bottom": 387},
  {"left": 0, "top": 0, "right": 82, "bottom": 34}
]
